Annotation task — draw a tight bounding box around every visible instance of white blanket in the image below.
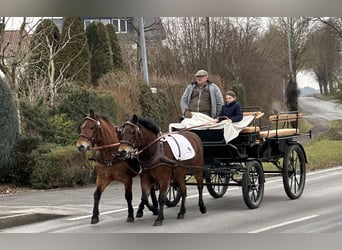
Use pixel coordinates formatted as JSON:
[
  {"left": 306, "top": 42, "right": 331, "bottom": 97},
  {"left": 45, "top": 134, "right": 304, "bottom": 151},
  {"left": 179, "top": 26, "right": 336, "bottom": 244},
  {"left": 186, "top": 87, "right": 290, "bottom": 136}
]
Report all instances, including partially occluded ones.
[
  {"left": 161, "top": 134, "right": 195, "bottom": 161},
  {"left": 169, "top": 112, "right": 255, "bottom": 143}
]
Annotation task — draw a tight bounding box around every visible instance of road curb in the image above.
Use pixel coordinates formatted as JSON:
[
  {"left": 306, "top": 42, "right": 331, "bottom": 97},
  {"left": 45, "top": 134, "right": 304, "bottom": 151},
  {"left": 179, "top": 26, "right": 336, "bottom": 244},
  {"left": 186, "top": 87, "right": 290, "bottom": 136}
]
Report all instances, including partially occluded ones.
[{"left": 0, "top": 213, "right": 65, "bottom": 229}]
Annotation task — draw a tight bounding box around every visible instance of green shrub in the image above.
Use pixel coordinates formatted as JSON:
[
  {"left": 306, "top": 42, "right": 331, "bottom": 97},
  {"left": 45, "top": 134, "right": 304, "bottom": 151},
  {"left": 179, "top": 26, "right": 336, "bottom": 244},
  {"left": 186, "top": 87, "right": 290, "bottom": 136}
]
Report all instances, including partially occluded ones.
[
  {"left": 232, "top": 83, "right": 246, "bottom": 107},
  {"left": 20, "top": 99, "right": 54, "bottom": 141},
  {"left": 56, "top": 88, "right": 118, "bottom": 124},
  {"left": 30, "top": 144, "right": 95, "bottom": 189},
  {"left": 0, "top": 77, "right": 19, "bottom": 180},
  {"left": 139, "top": 83, "right": 170, "bottom": 131},
  {"left": 11, "top": 135, "right": 41, "bottom": 186},
  {"left": 48, "top": 113, "right": 78, "bottom": 145}
]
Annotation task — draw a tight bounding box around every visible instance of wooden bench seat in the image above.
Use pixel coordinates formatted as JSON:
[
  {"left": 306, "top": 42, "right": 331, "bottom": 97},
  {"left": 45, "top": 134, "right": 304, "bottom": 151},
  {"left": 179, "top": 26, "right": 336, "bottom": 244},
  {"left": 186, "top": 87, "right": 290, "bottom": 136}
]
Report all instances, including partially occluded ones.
[
  {"left": 240, "top": 126, "right": 260, "bottom": 133},
  {"left": 259, "top": 112, "right": 302, "bottom": 138},
  {"left": 259, "top": 128, "right": 299, "bottom": 138},
  {"left": 239, "top": 110, "right": 263, "bottom": 134}
]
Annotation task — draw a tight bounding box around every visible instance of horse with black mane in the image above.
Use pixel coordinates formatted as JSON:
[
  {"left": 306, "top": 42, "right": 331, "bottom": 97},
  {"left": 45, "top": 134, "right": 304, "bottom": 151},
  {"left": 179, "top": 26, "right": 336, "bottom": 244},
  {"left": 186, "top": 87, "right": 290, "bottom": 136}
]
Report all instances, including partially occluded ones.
[
  {"left": 118, "top": 114, "right": 207, "bottom": 226},
  {"left": 76, "top": 110, "right": 158, "bottom": 224}
]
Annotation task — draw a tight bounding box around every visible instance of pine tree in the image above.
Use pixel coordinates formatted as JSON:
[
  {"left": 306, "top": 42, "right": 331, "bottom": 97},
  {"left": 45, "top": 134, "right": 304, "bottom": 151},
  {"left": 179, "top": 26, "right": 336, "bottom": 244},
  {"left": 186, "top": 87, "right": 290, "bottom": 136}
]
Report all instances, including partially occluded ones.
[
  {"left": 0, "top": 77, "right": 19, "bottom": 175},
  {"left": 86, "top": 22, "right": 113, "bottom": 85},
  {"left": 105, "top": 23, "right": 123, "bottom": 69},
  {"left": 57, "top": 17, "right": 91, "bottom": 84}
]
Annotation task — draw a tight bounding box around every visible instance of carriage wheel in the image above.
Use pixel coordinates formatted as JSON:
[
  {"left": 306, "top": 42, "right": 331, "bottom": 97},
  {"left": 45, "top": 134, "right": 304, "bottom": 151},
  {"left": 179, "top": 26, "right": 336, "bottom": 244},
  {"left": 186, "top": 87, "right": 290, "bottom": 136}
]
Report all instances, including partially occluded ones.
[
  {"left": 242, "top": 160, "right": 264, "bottom": 209},
  {"left": 205, "top": 171, "right": 229, "bottom": 198},
  {"left": 282, "top": 144, "right": 306, "bottom": 199},
  {"left": 165, "top": 180, "right": 181, "bottom": 207}
]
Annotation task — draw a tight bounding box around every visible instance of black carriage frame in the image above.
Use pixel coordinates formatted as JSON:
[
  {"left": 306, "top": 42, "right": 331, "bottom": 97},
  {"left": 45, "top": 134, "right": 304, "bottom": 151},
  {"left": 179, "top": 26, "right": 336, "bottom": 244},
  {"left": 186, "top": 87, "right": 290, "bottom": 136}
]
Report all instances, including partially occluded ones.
[{"left": 166, "top": 107, "right": 311, "bottom": 209}]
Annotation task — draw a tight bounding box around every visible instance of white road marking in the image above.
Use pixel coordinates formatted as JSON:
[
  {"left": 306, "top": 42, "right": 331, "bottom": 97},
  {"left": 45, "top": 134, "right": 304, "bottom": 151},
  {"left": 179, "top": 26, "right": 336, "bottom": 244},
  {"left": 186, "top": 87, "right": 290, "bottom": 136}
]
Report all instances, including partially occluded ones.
[
  {"left": 67, "top": 166, "right": 342, "bottom": 222},
  {"left": 248, "top": 214, "right": 319, "bottom": 233}
]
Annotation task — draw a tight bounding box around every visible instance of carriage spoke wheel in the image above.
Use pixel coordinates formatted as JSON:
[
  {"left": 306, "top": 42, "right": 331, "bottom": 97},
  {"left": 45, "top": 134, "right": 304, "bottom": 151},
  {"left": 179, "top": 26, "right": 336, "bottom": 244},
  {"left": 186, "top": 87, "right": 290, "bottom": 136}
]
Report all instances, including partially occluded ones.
[
  {"left": 205, "top": 169, "right": 229, "bottom": 198},
  {"left": 282, "top": 144, "right": 306, "bottom": 199},
  {"left": 242, "top": 160, "right": 264, "bottom": 209},
  {"left": 165, "top": 180, "right": 181, "bottom": 207}
]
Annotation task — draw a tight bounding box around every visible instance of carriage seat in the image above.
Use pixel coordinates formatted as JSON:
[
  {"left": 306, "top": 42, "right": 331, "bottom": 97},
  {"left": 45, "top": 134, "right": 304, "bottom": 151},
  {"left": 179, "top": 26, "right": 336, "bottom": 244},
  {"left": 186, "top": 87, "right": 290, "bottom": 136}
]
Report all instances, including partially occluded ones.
[
  {"left": 239, "top": 111, "right": 264, "bottom": 134},
  {"left": 259, "top": 112, "right": 302, "bottom": 138},
  {"left": 259, "top": 128, "right": 299, "bottom": 138}
]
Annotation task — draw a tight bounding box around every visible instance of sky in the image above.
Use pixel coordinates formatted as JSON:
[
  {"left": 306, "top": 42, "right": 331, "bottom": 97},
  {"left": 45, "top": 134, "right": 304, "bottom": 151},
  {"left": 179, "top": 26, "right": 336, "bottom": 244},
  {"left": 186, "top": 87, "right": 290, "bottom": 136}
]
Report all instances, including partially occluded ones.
[
  {"left": 297, "top": 71, "right": 319, "bottom": 89},
  {"left": 4, "top": 17, "right": 320, "bottom": 90}
]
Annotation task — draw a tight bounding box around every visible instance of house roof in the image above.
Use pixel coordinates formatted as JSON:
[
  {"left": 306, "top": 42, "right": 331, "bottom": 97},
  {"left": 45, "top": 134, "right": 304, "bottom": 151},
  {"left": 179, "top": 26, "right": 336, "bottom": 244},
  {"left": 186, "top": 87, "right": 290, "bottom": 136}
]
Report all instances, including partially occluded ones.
[{"left": 0, "top": 30, "right": 30, "bottom": 58}]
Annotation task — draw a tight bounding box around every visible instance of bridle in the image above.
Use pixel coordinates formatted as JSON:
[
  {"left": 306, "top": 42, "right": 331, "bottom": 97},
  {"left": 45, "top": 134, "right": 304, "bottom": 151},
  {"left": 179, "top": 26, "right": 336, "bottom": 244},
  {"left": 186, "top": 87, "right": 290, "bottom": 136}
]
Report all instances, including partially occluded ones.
[
  {"left": 119, "top": 121, "right": 141, "bottom": 147},
  {"left": 79, "top": 116, "right": 101, "bottom": 143},
  {"left": 79, "top": 116, "right": 120, "bottom": 151},
  {"left": 119, "top": 121, "right": 168, "bottom": 158}
]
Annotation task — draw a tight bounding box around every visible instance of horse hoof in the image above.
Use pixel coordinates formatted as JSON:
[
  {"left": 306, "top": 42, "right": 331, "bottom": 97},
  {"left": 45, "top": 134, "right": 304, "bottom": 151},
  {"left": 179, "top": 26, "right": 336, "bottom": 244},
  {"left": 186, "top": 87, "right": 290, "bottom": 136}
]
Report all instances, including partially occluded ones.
[
  {"left": 153, "top": 220, "right": 163, "bottom": 226},
  {"left": 91, "top": 217, "right": 99, "bottom": 224},
  {"left": 126, "top": 217, "right": 135, "bottom": 223},
  {"left": 177, "top": 213, "right": 185, "bottom": 219},
  {"left": 200, "top": 206, "right": 207, "bottom": 214},
  {"left": 136, "top": 211, "right": 143, "bottom": 218}
]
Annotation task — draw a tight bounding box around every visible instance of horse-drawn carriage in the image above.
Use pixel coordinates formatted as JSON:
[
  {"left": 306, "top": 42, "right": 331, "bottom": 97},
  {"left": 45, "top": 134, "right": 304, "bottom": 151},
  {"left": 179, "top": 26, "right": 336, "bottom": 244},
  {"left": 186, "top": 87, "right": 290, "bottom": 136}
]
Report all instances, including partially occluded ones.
[
  {"left": 166, "top": 107, "right": 311, "bottom": 209},
  {"left": 77, "top": 107, "right": 311, "bottom": 226}
]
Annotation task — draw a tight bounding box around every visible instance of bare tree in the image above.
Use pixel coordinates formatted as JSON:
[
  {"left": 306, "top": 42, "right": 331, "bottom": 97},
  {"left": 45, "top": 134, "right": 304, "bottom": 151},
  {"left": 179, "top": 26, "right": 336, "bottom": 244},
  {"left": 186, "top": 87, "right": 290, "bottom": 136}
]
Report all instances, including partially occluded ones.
[
  {"left": 306, "top": 22, "right": 340, "bottom": 95},
  {"left": 306, "top": 17, "right": 342, "bottom": 95},
  {"left": 0, "top": 17, "right": 41, "bottom": 133},
  {"left": 124, "top": 17, "right": 164, "bottom": 75},
  {"left": 25, "top": 18, "right": 90, "bottom": 106}
]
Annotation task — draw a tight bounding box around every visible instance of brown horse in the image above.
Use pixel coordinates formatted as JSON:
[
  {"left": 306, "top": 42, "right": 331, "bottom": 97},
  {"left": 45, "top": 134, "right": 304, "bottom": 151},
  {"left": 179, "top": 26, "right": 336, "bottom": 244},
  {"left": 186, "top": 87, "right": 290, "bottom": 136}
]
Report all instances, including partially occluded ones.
[
  {"left": 76, "top": 110, "right": 158, "bottom": 224},
  {"left": 118, "top": 114, "right": 207, "bottom": 226}
]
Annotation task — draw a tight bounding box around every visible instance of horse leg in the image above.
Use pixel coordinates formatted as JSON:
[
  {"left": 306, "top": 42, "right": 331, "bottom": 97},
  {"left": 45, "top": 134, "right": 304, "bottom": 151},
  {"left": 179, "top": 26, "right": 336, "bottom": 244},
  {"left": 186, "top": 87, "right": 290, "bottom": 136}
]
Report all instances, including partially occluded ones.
[
  {"left": 149, "top": 184, "right": 159, "bottom": 215},
  {"left": 136, "top": 175, "right": 151, "bottom": 218},
  {"left": 124, "top": 179, "right": 135, "bottom": 222},
  {"left": 136, "top": 192, "right": 148, "bottom": 218},
  {"left": 91, "top": 179, "right": 110, "bottom": 224},
  {"left": 153, "top": 186, "right": 166, "bottom": 226},
  {"left": 194, "top": 171, "right": 207, "bottom": 214},
  {"left": 175, "top": 177, "right": 187, "bottom": 219}
]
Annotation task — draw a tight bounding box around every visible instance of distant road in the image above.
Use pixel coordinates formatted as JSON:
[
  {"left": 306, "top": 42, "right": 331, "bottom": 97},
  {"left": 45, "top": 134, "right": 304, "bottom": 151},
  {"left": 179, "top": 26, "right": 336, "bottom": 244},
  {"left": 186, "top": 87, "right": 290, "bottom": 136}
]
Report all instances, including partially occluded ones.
[
  {"left": 299, "top": 96, "right": 342, "bottom": 121},
  {"left": 298, "top": 96, "right": 342, "bottom": 139}
]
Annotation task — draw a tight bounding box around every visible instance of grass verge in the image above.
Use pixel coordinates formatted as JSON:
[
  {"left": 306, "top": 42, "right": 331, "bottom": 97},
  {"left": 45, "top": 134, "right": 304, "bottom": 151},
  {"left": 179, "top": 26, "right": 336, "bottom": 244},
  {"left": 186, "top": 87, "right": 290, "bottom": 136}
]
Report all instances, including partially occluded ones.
[{"left": 303, "top": 120, "right": 342, "bottom": 171}]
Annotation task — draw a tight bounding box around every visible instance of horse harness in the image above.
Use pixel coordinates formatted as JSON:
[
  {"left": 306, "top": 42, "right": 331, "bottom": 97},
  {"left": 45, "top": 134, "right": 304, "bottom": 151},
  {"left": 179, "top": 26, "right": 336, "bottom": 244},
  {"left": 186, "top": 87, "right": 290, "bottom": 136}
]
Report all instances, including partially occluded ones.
[
  {"left": 79, "top": 116, "right": 142, "bottom": 174},
  {"left": 120, "top": 121, "right": 202, "bottom": 172}
]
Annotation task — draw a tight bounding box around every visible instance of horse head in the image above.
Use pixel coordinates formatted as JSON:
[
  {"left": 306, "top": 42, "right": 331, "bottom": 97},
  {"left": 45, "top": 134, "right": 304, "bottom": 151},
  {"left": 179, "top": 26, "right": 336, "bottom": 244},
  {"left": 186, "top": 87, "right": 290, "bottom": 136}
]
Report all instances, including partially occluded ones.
[
  {"left": 118, "top": 114, "right": 141, "bottom": 158},
  {"left": 76, "top": 110, "right": 119, "bottom": 152}
]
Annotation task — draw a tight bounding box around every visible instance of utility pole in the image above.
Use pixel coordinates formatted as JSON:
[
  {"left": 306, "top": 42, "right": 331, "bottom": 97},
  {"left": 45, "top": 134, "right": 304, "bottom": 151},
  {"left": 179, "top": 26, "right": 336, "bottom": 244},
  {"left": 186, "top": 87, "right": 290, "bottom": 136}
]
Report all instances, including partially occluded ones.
[
  {"left": 287, "top": 17, "right": 293, "bottom": 77},
  {"left": 206, "top": 17, "right": 211, "bottom": 74},
  {"left": 140, "top": 17, "right": 149, "bottom": 84}
]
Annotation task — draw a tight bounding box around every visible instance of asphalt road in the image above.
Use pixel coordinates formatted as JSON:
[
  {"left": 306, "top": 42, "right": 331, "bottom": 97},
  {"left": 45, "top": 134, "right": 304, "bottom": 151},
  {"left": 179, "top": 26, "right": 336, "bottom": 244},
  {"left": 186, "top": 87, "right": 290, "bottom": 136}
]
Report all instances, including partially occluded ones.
[
  {"left": 1, "top": 166, "right": 342, "bottom": 233},
  {"left": 1, "top": 96, "right": 341, "bottom": 233}
]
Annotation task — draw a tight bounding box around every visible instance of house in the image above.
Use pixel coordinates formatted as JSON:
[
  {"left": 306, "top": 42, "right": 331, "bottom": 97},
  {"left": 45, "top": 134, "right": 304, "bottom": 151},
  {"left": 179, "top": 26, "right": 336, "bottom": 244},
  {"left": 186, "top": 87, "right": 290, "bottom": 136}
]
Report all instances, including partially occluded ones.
[
  {"left": 80, "top": 17, "right": 166, "bottom": 46},
  {"left": 0, "top": 29, "right": 30, "bottom": 65}
]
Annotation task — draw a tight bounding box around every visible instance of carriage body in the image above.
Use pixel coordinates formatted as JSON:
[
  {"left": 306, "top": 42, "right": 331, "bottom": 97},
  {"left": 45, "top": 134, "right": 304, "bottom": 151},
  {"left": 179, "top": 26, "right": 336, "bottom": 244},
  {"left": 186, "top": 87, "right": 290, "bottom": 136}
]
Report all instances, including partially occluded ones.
[{"left": 169, "top": 107, "right": 311, "bottom": 209}]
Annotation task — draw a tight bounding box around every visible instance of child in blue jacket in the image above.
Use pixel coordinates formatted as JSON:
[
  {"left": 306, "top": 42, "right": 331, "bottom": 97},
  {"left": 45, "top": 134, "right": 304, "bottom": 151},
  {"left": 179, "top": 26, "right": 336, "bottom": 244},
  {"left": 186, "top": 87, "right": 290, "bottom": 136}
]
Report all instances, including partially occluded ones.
[{"left": 214, "top": 90, "right": 243, "bottom": 123}]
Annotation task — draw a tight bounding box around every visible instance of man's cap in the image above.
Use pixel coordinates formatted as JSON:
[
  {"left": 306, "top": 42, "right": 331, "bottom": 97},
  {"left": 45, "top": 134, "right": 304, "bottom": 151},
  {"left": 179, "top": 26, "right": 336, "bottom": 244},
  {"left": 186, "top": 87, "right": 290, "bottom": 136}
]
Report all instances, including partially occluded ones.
[{"left": 195, "top": 70, "right": 208, "bottom": 77}]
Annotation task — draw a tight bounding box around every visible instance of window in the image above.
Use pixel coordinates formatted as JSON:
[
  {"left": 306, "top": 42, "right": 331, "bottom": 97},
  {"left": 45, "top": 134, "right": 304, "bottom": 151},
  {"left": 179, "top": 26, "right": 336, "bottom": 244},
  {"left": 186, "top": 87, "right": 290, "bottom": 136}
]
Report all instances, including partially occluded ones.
[
  {"left": 84, "top": 18, "right": 111, "bottom": 29},
  {"left": 83, "top": 18, "right": 129, "bottom": 33},
  {"left": 112, "top": 18, "right": 127, "bottom": 33},
  {"left": 84, "top": 19, "right": 99, "bottom": 29}
]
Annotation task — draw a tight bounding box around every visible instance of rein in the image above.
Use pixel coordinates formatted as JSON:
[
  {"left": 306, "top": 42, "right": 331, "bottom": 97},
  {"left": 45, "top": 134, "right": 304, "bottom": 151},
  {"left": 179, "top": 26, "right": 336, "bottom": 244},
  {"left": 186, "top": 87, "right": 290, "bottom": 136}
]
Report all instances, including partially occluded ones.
[{"left": 90, "top": 142, "right": 120, "bottom": 151}]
